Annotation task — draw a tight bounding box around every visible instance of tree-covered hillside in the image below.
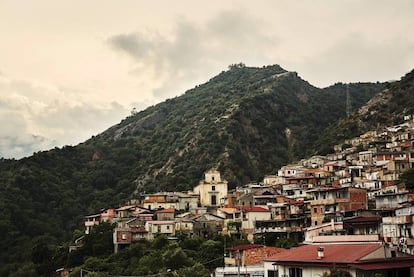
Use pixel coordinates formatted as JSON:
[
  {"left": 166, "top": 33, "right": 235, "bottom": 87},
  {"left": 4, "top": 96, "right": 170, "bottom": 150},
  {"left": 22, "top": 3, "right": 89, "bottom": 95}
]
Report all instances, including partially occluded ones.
[
  {"left": 314, "top": 68, "right": 414, "bottom": 153},
  {"left": 92, "top": 64, "right": 383, "bottom": 189},
  {"left": 0, "top": 64, "right": 385, "bottom": 275}
]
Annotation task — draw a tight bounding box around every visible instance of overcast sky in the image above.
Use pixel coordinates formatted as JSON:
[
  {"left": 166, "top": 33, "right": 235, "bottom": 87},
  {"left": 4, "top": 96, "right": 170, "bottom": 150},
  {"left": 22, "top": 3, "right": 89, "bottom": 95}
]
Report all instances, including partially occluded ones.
[{"left": 1, "top": 0, "right": 413, "bottom": 159}]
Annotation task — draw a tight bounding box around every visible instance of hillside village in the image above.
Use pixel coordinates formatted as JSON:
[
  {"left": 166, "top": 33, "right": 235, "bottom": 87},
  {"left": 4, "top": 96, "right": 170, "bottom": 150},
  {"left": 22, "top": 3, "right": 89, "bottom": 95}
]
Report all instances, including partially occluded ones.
[{"left": 80, "top": 116, "right": 414, "bottom": 277}]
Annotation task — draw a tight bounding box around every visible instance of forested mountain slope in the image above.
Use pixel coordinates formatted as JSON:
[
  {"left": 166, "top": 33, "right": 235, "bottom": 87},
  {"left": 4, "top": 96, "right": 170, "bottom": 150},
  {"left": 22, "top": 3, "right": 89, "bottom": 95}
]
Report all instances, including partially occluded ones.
[
  {"left": 314, "top": 68, "right": 414, "bottom": 153},
  {"left": 0, "top": 64, "right": 385, "bottom": 275}
]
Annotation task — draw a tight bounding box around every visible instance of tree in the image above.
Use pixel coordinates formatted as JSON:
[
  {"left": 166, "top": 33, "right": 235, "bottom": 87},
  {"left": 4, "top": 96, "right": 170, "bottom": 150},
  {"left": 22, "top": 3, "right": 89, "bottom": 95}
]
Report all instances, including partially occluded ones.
[
  {"left": 31, "top": 239, "right": 54, "bottom": 276},
  {"left": 173, "top": 263, "right": 211, "bottom": 277},
  {"left": 401, "top": 168, "right": 414, "bottom": 190}
]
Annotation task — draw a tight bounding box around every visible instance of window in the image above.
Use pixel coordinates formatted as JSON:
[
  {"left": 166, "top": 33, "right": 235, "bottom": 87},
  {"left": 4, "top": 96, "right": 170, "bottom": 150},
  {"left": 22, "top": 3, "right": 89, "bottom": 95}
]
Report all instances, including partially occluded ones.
[
  {"left": 313, "top": 207, "right": 317, "bottom": 213},
  {"left": 121, "top": 233, "right": 127, "bottom": 240},
  {"left": 267, "top": 270, "right": 278, "bottom": 277},
  {"left": 212, "top": 185, "right": 216, "bottom": 191},
  {"left": 289, "top": 267, "right": 302, "bottom": 277},
  {"left": 211, "top": 195, "right": 217, "bottom": 205}
]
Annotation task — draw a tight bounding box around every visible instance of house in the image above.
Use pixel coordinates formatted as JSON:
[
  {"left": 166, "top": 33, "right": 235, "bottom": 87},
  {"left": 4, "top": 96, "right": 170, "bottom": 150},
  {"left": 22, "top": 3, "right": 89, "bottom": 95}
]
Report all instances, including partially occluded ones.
[
  {"left": 193, "top": 170, "right": 228, "bottom": 207},
  {"left": 300, "top": 155, "right": 328, "bottom": 169},
  {"left": 84, "top": 214, "right": 100, "bottom": 234},
  {"left": 282, "top": 181, "right": 312, "bottom": 200},
  {"left": 375, "top": 189, "right": 411, "bottom": 209},
  {"left": 263, "top": 243, "right": 414, "bottom": 277},
  {"left": 100, "top": 208, "right": 117, "bottom": 223},
  {"left": 263, "top": 175, "right": 285, "bottom": 186},
  {"left": 235, "top": 206, "right": 272, "bottom": 236},
  {"left": 376, "top": 150, "right": 411, "bottom": 174},
  {"left": 236, "top": 188, "right": 278, "bottom": 207},
  {"left": 192, "top": 213, "right": 224, "bottom": 238},
  {"left": 113, "top": 219, "right": 133, "bottom": 253},
  {"left": 142, "top": 192, "right": 198, "bottom": 210},
  {"left": 382, "top": 206, "right": 414, "bottom": 255},
  {"left": 115, "top": 205, "right": 137, "bottom": 218},
  {"left": 277, "top": 165, "right": 306, "bottom": 178},
  {"left": 142, "top": 192, "right": 176, "bottom": 210},
  {"left": 323, "top": 160, "right": 347, "bottom": 173},
  {"left": 343, "top": 215, "right": 382, "bottom": 236},
  {"left": 84, "top": 208, "right": 119, "bottom": 234},
  {"left": 145, "top": 220, "right": 176, "bottom": 240},
  {"left": 175, "top": 212, "right": 194, "bottom": 236},
  {"left": 217, "top": 207, "right": 242, "bottom": 236},
  {"left": 308, "top": 187, "right": 367, "bottom": 226},
  {"left": 156, "top": 207, "right": 175, "bottom": 221},
  {"left": 358, "top": 150, "right": 375, "bottom": 166},
  {"left": 255, "top": 199, "right": 305, "bottom": 242},
  {"left": 253, "top": 193, "right": 280, "bottom": 207},
  {"left": 215, "top": 244, "right": 285, "bottom": 277},
  {"left": 304, "top": 221, "right": 344, "bottom": 243}
]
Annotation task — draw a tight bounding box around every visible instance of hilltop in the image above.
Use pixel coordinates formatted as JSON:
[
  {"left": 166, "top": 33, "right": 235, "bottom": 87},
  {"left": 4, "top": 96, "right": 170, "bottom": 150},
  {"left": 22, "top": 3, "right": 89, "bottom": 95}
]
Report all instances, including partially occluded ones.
[
  {"left": 0, "top": 64, "right": 390, "bottom": 274},
  {"left": 89, "top": 64, "right": 383, "bottom": 190}
]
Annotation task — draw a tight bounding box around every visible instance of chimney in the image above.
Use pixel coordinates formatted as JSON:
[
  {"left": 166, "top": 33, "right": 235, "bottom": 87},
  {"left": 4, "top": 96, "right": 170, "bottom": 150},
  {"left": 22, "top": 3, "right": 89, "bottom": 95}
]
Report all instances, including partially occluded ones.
[{"left": 317, "top": 247, "right": 324, "bottom": 259}]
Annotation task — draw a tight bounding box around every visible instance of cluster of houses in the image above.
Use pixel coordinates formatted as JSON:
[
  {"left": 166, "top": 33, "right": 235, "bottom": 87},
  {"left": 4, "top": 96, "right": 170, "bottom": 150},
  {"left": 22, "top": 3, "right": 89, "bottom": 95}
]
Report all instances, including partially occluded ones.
[{"left": 81, "top": 116, "right": 414, "bottom": 276}]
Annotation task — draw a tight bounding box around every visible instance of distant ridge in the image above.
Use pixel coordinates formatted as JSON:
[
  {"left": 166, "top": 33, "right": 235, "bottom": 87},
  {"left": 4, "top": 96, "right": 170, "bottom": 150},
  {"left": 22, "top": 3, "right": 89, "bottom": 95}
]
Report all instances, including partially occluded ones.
[{"left": 315, "top": 68, "right": 414, "bottom": 153}]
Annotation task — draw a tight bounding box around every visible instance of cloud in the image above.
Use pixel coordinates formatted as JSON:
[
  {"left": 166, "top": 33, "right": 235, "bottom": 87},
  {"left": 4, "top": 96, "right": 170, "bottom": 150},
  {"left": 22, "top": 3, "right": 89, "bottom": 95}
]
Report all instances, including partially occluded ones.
[
  {"left": 107, "top": 10, "right": 280, "bottom": 99},
  {"left": 298, "top": 34, "right": 414, "bottom": 86},
  {"left": 2, "top": 1, "right": 414, "bottom": 159},
  {"left": 0, "top": 75, "right": 129, "bottom": 159},
  {"left": 0, "top": 109, "right": 53, "bottom": 159}
]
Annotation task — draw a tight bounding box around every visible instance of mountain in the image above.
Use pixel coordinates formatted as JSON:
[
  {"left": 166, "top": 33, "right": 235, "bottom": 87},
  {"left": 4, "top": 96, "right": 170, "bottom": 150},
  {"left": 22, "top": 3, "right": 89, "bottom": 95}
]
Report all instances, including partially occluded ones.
[
  {"left": 314, "top": 68, "right": 414, "bottom": 153},
  {"left": 0, "top": 64, "right": 386, "bottom": 274},
  {"left": 90, "top": 64, "right": 383, "bottom": 190}
]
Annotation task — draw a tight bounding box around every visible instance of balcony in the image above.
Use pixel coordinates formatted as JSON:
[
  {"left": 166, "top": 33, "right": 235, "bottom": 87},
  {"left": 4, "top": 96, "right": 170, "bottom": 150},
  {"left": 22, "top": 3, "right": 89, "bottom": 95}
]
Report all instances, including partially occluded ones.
[
  {"left": 312, "top": 198, "right": 348, "bottom": 205},
  {"left": 382, "top": 215, "right": 412, "bottom": 225}
]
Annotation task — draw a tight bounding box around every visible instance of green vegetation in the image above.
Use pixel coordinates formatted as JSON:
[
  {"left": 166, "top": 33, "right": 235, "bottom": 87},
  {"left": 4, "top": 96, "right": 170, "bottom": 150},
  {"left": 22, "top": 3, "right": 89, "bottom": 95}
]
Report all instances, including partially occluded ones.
[
  {"left": 66, "top": 233, "right": 247, "bottom": 277},
  {"left": 315, "top": 69, "right": 414, "bottom": 154},
  {"left": 0, "top": 64, "right": 390, "bottom": 275},
  {"left": 400, "top": 168, "right": 414, "bottom": 191}
]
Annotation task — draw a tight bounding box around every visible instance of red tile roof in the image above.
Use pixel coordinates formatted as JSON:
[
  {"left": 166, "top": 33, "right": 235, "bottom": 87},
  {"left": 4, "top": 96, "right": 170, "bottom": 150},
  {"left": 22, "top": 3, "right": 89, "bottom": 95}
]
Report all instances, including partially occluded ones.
[
  {"left": 353, "top": 257, "right": 414, "bottom": 270},
  {"left": 266, "top": 244, "right": 382, "bottom": 264}
]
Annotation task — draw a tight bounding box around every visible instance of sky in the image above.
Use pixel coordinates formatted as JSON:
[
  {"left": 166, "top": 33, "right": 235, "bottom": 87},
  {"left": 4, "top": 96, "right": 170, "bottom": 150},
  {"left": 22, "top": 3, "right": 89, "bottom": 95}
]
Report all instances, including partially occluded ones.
[{"left": 1, "top": 0, "right": 414, "bottom": 159}]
